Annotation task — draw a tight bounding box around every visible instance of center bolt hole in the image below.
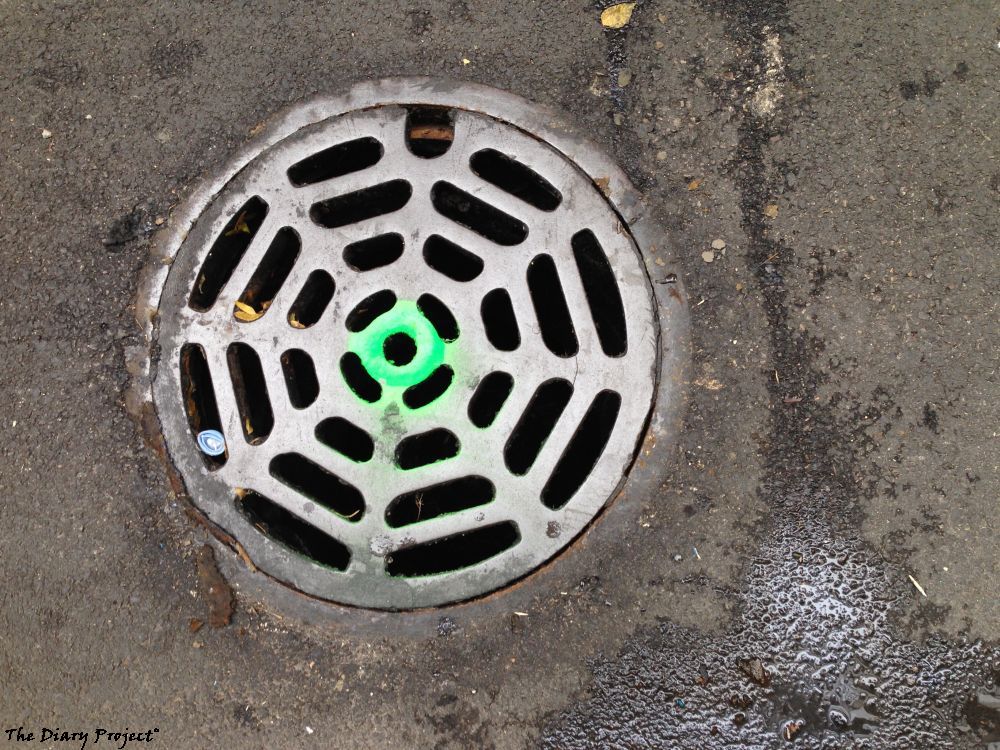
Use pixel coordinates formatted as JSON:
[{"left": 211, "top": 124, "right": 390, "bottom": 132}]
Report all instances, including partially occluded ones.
[{"left": 383, "top": 332, "right": 417, "bottom": 367}]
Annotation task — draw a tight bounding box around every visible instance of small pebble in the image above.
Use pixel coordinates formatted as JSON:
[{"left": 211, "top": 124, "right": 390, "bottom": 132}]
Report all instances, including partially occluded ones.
[
  {"left": 41, "top": 129, "right": 52, "bottom": 139},
  {"left": 701, "top": 250, "right": 715, "bottom": 263},
  {"left": 617, "top": 70, "right": 632, "bottom": 87},
  {"left": 711, "top": 239, "right": 726, "bottom": 250},
  {"left": 672, "top": 553, "right": 683, "bottom": 562},
  {"left": 656, "top": 150, "right": 667, "bottom": 161}
]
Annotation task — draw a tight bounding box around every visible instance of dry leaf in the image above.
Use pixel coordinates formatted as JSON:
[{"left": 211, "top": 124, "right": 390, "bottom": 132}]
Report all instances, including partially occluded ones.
[
  {"left": 288, "top": 312, "right": 305, "bottom": 329},
  {"left": 224, "top": 210, "right": 251, "bottom": 237},
  {"left": 594, "top": 176, "right": 611, "bottom": 195},
  {"left": 764, "top": 203, "right": 779, "bottom": 218},
  {"left": 234, "top": 300, "right": 263, "bottom": 322},
  {"left": 601, "top": 3, "right": 636, "bottom": 29},
  {"left": 687, "top": 178, "right": 702, "bottom": 191}
]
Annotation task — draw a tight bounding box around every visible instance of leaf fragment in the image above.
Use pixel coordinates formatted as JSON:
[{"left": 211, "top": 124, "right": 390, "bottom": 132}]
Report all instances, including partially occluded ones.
[
  {"left": 224, "top": 210, "right": 251, "bottom": 237},
  {"left": 601, "top": 2, "right": 636, "bottom": 29},
  {"left": 763, "top": 203, "right": 779, "bottom": 218},
  {"left": 234, "top": 300, "right": 264, "bottom": 322}
]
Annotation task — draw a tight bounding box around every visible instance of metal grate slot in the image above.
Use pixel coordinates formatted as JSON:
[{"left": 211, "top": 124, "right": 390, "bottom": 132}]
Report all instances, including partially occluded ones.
[
  {"left": 315, "top": 417, "right": 374, "bottom": 463},
  {"left": 280, "top": 349, "right": 319, "bottom": 408},
  {"left": 468, "top": 371, "right": 514, "bottom": 428},
  {"left": 340, "top": 352, "right": 382, "bottom": 403},
  {"left": 541, "top": 390, "right": 622, "bottom": 509},
  {"left": 469, "top": 148, "right": 562, "bottom": 211},
  {"left": 417, "top": 293, "right": 459, "bottom": 342},
  {"left": 405, "top": 106, "right": 455, "bottom": 159},
  {"left": 287, "top": 136, "right": 383, "bottom": 187},
  {"left": 571, "top": 230, "right": 628, "bottom": 357},
  {"left": 386, "top": 521, "right": 520, "bottom": 577},
  {"left": 346, "top": 290, "right": 397, "bottom": 332},
  {"left": 343, "top": 232, "right": 404, "bottom": 272},
  {"left": 269, "top": 453, "right": 365, "bottom": 521},
  {"left": 236, "top": 490, "right": 350, "bottom": 571},
  {"left": 481, "top": 289, "right": 520, "bottom": 351},
  {"left": 402, "top": 365, "right": 454, "bottom": 409},
  {"left": 227, "top": 343, "right": 274, "bottom": 444},
  {"left": 310, "top": 180, "right": 412, "bottom": 229},
  {"left": 288, "top": 270, "right": 335, "bottom": 329},
  {"left": 504, "top": 379, "right": 574, "bottom": 475},
  {"left": 528, "top": 254, "right": 579, "bottom": 358},
  {"left": 395, "top": 428, "right": 460, "bottom": 470},
  {"left": 431, "top": 181, "right": 528, "bottom": 246},
  {"left": 189, "top": 196, "right": 268, "bottom": 311},
  {"left": 422, "top": 234, "right": 484, "bottom": 282},
  {"left": 385, "top": 476, "right": 495, "bottom": 528},
  {"left": 234, "top": 227, "right": 300, "bottom": 322},
  {"left": 179, "top": 343, "right": 227, "bottom": 469}
]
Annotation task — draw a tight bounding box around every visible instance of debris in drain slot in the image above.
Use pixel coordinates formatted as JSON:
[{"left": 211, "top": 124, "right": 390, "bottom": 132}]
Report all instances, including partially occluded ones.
[{"left": 196, "top": 429, "right": 226, "bottom": 456}]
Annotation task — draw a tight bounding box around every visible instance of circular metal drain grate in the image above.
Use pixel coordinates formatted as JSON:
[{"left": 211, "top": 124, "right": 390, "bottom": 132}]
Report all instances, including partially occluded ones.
[{"left": 145, "top": 80, "right": 677, "bottom": 609}]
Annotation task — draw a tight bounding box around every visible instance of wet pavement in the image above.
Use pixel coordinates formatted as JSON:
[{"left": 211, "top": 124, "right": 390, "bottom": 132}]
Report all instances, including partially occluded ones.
[{"left": 1, "top": 0, "right": 997, "bottom": 748}]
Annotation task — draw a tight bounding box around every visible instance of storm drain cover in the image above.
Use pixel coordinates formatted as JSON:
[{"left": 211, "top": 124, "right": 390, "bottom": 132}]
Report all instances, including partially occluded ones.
[{"left": 146, "top": 80, "right": 667, "bottom": 609}]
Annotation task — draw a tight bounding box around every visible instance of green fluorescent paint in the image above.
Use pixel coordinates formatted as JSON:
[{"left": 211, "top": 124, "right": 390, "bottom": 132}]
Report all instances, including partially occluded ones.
[{"left": 347, "top": 300, "right": 447, "bottom": 389}]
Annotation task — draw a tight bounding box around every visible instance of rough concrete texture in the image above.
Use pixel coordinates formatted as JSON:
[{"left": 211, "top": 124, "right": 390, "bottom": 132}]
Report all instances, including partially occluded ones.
[{"left": 0, "top": 1, "right": 996, "bottom": 748}]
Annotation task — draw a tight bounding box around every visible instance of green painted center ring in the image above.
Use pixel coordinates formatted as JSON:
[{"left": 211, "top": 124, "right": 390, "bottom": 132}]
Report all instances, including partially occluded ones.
[{"left": 347, "top": 301, "right": 445, "bottom": 388}]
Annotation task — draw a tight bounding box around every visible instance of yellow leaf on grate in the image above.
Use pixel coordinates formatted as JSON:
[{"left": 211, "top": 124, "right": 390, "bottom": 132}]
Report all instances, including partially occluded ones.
[{"left": 234, "top": 300, "right": 263, "bottom": 321}]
